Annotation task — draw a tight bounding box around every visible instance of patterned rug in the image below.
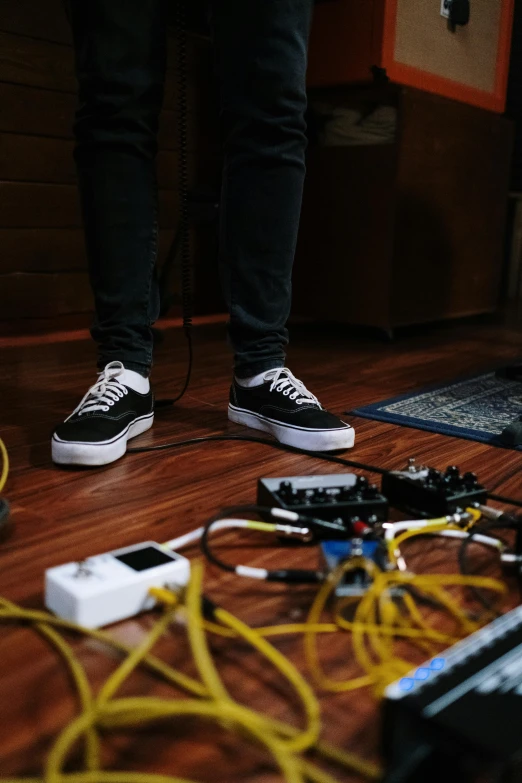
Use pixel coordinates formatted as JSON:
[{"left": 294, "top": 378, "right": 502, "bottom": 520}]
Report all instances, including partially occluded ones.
[{"left": 349, "top": 371, "right": 522, "bottom": 449}]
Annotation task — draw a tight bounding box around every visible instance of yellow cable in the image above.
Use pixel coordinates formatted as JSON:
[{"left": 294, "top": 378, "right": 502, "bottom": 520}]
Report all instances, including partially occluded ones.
[
  {"left": 0, "top": 437, "right": 9, "bottom": 495},
  {"left": 203, "top": 618, "right": 339, "bottom": 639},
  {"left": 334, "top": 615, "right": 459, "bottom": 645},
  {"left": 96, "top": 600, "right": 179, "bottom": 706},
  {"left": 0, "top": 590, "right": 378, "bottom": 783},
  {"left": 2, "top": 776, "right": 198, "bottom": 783},
  {"left": 181, "top": 565, "right": 375, "bottom": 775},
  {"left": 215, "top": 606, "right": 322, "bottom": 754},
  {"left": 386, "top": 509, "right": 483, "bottom": 569},
  {"left": 246, "top": 520, "right": 278, "bottom": 533},
  {"left": 0, "top": 598, "right": 100, "bottom": 772},
  {"left": 303, "top": 553, "right": 507, "bottom": 697},
  {"left": 1, "top": 552, "right": 504, "bottom": 782},
  {"left": 298, "top": 760, "right": 342, "bottom": 783},
  {"left": 45, "top": 698, "right": 304, "bottom": 783},
  {"left": 387, "top": 522, "right": 462, "bottom": 566},
  {"left": 349, "top": 571, "right": 506, "bottom": 695},
  {"left": 304, "top": 558, "right": 376, "bottom": 693},
  {"left": 185, "top": 559, "right": 321, "bottom": 755},
  {"left": 185, "top": 559, "right": 230, "bottom": 703},
  {"left": 464, "top": 507, "right": 482, "bottom": 527},
  {"left": 0, "top": 606, "right": 206, "bottom": 698},
  {"left": 310, "top": 741, "right": 381, "bottom": 781}
]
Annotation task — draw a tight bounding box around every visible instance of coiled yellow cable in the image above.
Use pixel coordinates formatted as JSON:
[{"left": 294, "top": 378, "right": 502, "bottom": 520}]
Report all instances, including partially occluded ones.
[
  {"left": 0, "top": 472, "right": 505, "bottom": 783},
  {"left": 0, "top": 562, "right": 380, "bottom": 783},
  {"left": 303, "top": 554, "right": 506, "bottom": 698}
]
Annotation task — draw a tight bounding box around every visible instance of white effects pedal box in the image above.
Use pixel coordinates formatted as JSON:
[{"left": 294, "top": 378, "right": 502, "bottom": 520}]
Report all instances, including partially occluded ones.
[{"left": 45, "top": 541, "right": 190, "bottom": 628}]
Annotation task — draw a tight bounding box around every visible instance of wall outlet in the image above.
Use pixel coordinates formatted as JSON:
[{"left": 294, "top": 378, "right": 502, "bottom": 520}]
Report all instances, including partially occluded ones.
[{"left": 440, "top": 0, "right": 451, "bottom": 19}]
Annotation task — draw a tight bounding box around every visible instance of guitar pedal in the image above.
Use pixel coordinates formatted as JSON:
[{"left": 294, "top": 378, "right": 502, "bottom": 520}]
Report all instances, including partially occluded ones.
[
  {"left": 45, "top": 541, "right": 190, "bottom": 628},
  {"left": 257, "top": 473, "right": 388, "bottom": 536}
]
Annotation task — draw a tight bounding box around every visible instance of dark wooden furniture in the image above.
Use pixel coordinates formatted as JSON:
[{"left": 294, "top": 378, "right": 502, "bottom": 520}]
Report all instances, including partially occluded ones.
[{"left": 293, "top": 87, "right": 513, "bottom": 334}]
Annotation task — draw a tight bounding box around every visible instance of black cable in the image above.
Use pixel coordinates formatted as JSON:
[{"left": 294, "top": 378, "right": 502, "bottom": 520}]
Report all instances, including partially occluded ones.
[
  {"left": 200, "top": 516, "right": 236, "bottom": 574},
  {"left": 154, "top": 337, "right": 193, "bottom": 407},
  {"left": 458, "top": 516, "right": 521, "bottom": 613},
  {"left": 157, "top": 0, "right": 193, "bottom": 407},
  {"left": 487, "top": 492, "right": 522, "bottom": 509},
  {"left": 127, "top": 433, "right": 388, "bottom": 474},
  {"left": 128, "top": 433, "right": 522, "bottom": 509},
  {"left": 200, "top": 505, "right": 325, "bottom": 583},
  {"left": 0, "top": 499, "right": 10, "bottom": 539},
  {"left": 176, "top": 0, "right": 191, "bottom": 339}
]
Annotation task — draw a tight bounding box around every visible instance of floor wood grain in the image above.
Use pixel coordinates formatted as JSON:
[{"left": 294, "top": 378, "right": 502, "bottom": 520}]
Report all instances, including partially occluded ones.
[{"left": 0, "top": 317, "right": 521, "bottom": 781}]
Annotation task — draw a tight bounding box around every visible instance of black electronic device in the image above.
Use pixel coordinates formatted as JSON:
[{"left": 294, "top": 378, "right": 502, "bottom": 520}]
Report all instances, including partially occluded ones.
[
  {"left": 381, "top": 461, "right": 487, "bottom": 518},
  {"left": 257, "top": 473, "right": 388, "bottom": 536},
  {"left": 382, "top": 604, "right": 522, "bottom": 783},
  {"left": 449, "top": 0, "right": 470, "bottom": 27}
]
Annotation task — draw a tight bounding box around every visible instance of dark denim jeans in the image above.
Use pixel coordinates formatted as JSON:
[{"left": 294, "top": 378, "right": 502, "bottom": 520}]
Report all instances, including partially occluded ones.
[{"left": 69, "top": 0, "right": 313, "bottom": 378}]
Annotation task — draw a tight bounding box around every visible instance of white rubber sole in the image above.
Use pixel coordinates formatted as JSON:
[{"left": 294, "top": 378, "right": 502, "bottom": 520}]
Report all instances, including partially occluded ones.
[
  {"left": 228, "top": 405, "right": 355, "bottom": 451},
  {"left": 52, "top": 413, "right": 154, "bottom": 467}
]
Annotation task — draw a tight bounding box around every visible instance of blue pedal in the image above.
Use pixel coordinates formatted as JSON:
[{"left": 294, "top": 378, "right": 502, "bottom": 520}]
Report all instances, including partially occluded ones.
[{"left": 321, "top": 539, "right": 383, "bottom": 597}]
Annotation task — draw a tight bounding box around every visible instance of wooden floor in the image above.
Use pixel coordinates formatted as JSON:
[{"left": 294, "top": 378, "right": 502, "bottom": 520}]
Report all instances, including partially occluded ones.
[{"left": 1, "top": 317, "right": 522, "bottom": 782}]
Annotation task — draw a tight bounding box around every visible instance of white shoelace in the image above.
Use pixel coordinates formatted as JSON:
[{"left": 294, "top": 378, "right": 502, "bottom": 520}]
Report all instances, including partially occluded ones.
[
  {"left": 66, "top": 361, "right": 129, "bottom": 420},
  {"left": 265, "top": 368, "right": 322, "bottom": 407}
]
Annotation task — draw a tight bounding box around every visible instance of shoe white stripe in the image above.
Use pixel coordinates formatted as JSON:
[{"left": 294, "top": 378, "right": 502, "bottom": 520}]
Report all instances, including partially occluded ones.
[
  {"left": 52, "top": 412, "right": 154, "bottom": 448},
  {"left": 228, "top": 404, "right": 352, "bottom": 434}
]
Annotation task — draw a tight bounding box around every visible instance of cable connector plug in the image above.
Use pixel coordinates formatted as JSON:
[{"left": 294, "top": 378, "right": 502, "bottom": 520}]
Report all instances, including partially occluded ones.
[
  {"left": 266, "top": 569, "right": 325, "bottom": 584},
  {"left": 269, "top": 507, "right": 348, "bottom": 540},
  {"left": 274, "top": 523, "right": 313, "bottom": 542}
]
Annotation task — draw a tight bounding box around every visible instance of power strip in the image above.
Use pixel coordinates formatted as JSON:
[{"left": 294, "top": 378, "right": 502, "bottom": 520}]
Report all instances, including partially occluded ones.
[{"left": 45, "top": 541, "right": 190, "bottom": 628}]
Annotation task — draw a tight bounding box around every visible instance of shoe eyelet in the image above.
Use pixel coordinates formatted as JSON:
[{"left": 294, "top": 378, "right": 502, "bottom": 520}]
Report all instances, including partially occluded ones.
[
  {"left": 290, "top": 393, "right": 298, "bottom": 401},
  {"left": 277, "top": 384, "right": 286, "bottom": 392},
  {"left": 108, "top": 400, "right": 115, "bottom": 406},
  {"left": 283, "top": 389, "right": 291, "bottom": 396},
  {"left": 103, "top": 406, "right": 110, "bottom": 411}
]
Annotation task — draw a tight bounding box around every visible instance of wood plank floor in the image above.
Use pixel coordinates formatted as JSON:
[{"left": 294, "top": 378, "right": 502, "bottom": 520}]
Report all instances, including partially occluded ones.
[{"left": 1, "top": 317, "right": 521, "bottom": 782}]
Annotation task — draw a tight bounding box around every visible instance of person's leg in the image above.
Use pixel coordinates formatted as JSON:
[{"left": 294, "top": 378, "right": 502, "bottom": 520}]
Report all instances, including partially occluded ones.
[
  {"left": 213, "top": 0, "right": 354, "bottom": 451},
  {"left": 52, "top": 0, "right": 166, "bottom": 466},
  {"left": 69, "top": 0, "right": 167, "bottom": 376},
  {"left": 212, "top": 0, "right": 313, "bottom": 379}
]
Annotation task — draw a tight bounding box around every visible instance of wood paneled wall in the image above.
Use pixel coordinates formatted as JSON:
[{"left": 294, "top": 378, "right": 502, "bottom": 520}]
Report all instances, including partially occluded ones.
[{"left": 0, "top": 0, "right": 220, "bottom": 321}]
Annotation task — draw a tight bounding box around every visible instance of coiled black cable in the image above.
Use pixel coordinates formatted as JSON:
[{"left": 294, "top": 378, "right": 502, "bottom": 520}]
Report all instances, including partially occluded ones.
[
  {"left": 200, "top": 505, "right": 326, "bottom": 583},
  {"left": 176, "top": 0, "right": 192, "bottom": 339},
  {"left": 159, "top": 0, "right": 193, "bottom": 406}
]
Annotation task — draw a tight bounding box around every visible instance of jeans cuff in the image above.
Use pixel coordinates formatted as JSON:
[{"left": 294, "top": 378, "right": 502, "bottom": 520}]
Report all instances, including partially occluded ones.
[
  {"left": 234, "top": 358, "right": 285, "bottom": 380},
  {"left": 97, "top": 358, "right": 151, "bottom": 378}
]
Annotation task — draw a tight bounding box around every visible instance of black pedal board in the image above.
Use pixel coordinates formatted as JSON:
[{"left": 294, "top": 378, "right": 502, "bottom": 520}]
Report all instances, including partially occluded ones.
[
  {"left": 257, "top": 473, "right": 388, "bottom": 535},
  {"left": 382, "top": 462, "right": 487, "bottom": 518},
  {"left": 383, "top": 604, "right": 522, "bottom": 782}
]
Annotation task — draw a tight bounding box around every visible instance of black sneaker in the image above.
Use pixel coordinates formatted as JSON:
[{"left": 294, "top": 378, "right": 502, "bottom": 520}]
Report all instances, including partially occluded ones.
[
  {"left": 52, "top": 361, "right": 154, "bottom": 466},
  {"left": 228, "top": 368, "right": 355, "bottom": 451}
]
